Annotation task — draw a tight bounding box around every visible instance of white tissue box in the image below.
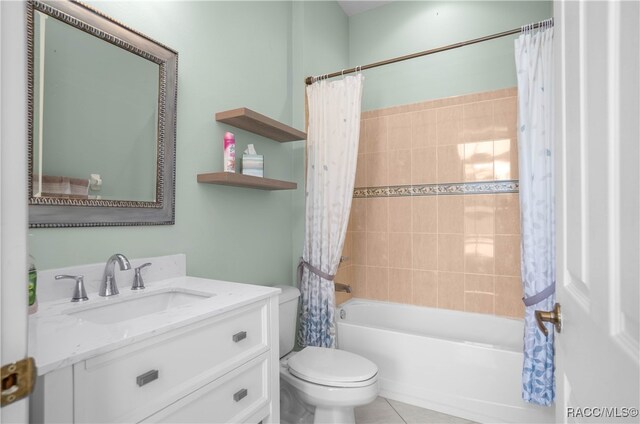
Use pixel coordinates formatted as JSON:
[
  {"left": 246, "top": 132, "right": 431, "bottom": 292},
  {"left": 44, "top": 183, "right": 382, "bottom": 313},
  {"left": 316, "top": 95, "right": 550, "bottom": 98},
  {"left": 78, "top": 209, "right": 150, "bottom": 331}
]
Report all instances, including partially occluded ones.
[{"left": 242, "top": 154, "right": 264, "bottom": 177}]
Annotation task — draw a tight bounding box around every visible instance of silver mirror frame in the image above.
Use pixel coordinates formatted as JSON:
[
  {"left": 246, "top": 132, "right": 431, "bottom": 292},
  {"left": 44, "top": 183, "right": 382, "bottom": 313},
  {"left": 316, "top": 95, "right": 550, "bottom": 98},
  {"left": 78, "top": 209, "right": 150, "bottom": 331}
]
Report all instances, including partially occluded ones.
[{"left": 27, "top": 0, "right": 178, "bottom": 227}]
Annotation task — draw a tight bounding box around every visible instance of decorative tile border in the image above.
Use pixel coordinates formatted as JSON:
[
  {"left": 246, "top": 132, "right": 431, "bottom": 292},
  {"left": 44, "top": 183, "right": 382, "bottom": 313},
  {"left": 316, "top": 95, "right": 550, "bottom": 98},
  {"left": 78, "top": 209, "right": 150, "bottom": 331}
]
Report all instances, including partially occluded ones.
[{"left": 353, "top": 180, "right": 519, "bottom": 198}]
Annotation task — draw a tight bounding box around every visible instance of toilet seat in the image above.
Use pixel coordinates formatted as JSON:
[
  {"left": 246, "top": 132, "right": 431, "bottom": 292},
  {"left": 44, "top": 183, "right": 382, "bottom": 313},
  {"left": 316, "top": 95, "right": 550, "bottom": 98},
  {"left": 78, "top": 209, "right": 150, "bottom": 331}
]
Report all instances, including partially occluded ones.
[{"left": 287, "top": 346, "right": 378, "bottom": 388}]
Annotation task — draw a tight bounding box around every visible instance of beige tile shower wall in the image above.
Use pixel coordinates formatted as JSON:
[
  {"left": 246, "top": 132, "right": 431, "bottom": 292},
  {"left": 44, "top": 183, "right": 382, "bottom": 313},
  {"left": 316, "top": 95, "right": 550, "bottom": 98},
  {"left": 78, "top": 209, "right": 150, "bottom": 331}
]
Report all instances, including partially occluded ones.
[{"left": 343, "top": 88, "right": 524, "bottom": 318}]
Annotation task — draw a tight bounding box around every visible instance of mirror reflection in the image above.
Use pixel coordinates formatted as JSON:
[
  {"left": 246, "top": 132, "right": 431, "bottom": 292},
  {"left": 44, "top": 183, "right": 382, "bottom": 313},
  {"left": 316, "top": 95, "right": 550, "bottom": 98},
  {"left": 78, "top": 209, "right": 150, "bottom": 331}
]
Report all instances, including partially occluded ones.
[{"left": 31, "top": 10, "right": 159, "bottom": 202}]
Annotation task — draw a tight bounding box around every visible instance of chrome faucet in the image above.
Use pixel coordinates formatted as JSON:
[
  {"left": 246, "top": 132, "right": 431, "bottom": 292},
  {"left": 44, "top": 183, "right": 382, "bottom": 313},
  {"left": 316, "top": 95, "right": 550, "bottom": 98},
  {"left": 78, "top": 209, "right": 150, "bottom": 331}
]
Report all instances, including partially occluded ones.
[{"left": 100, "top": 253, "right": 131, "bottom": 297}]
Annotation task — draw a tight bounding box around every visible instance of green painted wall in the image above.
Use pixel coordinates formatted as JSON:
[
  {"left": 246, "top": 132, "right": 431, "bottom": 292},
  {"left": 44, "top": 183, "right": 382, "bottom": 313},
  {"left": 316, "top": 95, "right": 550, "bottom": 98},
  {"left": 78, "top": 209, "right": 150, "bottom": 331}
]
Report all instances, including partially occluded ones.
[
  {"left": 28, "top": 1, "right": 551, "bottom": 285},
  {"left": 29, "top": 1, "right": 348, "bottom": 287},
  {"left": 348, "top": 1, "right": 553, "bottom": 111}
]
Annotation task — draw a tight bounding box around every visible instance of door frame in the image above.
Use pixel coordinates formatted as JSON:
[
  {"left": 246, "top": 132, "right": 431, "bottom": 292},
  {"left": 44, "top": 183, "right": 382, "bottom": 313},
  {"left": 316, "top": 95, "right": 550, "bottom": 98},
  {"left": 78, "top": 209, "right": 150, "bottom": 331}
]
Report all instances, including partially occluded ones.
[{"left": 1, "top": 0, "right": 30, "bottom": 422}]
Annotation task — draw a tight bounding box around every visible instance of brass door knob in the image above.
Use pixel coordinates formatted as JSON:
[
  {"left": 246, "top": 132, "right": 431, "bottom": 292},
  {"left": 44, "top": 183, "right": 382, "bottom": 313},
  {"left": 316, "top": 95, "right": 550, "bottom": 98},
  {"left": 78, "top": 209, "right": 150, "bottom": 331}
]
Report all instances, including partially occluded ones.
[{"left": 534, "top": 303, "right": 562, "bottom": 336}]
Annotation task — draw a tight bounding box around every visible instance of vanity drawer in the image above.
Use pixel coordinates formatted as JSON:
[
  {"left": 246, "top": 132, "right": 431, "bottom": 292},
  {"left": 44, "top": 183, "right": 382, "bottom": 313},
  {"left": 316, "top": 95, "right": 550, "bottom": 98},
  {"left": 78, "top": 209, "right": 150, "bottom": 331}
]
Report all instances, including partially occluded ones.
[
  {"left": 74, "top": 300, "right": 269, "bottom": 423},
  {"left": 142, "top": 352, "right": 270, "bottom": 423}
]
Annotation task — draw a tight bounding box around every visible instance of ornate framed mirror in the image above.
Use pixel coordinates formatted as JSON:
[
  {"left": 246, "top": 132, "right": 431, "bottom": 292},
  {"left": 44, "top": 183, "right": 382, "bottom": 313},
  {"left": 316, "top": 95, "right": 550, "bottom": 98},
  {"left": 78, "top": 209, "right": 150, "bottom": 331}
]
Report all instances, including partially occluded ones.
[{"left": 27, "top": 0, "right": 178, "bottom": 227}]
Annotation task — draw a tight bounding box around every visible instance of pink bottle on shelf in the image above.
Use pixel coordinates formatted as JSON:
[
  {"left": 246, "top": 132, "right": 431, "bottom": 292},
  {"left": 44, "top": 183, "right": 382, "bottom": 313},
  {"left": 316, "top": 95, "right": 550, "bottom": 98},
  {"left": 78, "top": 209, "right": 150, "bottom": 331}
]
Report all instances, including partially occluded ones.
[{"left": 223, "top": 131, "right": 236, "bottom": 172}]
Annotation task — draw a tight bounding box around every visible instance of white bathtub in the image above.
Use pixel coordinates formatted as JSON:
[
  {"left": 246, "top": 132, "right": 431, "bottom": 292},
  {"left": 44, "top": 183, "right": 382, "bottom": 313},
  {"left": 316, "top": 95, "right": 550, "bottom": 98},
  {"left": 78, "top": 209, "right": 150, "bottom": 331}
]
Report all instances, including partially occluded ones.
[{"left": 336, "top": 299, "right": 555, "bottom": 423}]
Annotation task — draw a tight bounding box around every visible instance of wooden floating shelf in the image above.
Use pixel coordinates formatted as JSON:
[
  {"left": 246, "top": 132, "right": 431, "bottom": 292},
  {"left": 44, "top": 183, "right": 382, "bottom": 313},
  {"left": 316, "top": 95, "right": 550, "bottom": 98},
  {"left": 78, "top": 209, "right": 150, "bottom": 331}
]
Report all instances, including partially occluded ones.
[
  {"left": 215, "top": 108, "right": 306, "bottom": 142},
  {"left": 197, "top": 172, "right": 297, "bottom": 191}
]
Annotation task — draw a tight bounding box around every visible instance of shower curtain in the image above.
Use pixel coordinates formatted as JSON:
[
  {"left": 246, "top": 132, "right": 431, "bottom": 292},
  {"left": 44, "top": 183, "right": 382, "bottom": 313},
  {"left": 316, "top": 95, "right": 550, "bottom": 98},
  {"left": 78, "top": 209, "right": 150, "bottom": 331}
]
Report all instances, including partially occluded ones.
[
  {"left": 515, "top": 21, "right": 555, "bottom": 406},
  {"left": 297, "top": 74, "right": 363, "bottom": 348}
]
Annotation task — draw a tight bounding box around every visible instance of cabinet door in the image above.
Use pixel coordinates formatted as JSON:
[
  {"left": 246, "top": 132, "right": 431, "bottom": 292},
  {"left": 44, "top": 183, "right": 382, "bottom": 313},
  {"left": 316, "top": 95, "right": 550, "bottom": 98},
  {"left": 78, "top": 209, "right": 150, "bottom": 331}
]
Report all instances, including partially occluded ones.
[
  {"left": 75, "top": 300, "right": 269, "bottom": 423},
  {"left": 142, "top": 352, "right": 270, "bottom": 424}
]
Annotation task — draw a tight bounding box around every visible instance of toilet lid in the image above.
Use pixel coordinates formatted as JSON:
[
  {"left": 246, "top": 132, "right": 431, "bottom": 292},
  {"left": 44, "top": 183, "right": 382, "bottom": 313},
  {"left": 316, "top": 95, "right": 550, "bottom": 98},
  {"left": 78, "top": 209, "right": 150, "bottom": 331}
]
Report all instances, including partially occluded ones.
[{"left": 287, "top": 346, "right": 378, "bottom": 388}]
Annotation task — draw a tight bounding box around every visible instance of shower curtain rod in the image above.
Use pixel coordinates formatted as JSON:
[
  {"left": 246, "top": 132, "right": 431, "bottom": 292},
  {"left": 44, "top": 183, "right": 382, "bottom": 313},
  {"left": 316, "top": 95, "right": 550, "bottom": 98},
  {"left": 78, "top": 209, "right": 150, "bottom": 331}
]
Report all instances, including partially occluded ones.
[{"left": 305, "top": 19, "right": 553, "bottom": 85}]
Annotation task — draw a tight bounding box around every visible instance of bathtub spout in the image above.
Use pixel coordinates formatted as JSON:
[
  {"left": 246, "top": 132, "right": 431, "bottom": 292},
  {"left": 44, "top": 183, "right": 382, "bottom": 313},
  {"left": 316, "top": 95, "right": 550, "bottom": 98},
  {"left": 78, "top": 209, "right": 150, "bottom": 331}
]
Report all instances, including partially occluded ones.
[{"left": 335, "top": 282, "right": 352, "bottom": 293}]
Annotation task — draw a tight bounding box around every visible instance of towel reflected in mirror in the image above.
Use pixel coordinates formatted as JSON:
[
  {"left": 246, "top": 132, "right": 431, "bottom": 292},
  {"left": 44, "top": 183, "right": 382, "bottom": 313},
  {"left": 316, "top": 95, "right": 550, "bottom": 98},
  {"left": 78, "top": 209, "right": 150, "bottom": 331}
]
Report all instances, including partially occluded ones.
[{"left": 33, "top": 175, "right": 89, "bottom": 199}]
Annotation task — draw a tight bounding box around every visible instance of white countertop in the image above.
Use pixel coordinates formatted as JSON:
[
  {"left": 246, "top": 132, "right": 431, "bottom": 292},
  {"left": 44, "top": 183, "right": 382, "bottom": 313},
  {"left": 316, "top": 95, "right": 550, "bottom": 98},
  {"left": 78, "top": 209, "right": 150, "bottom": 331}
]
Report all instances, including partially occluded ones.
[{"left": 28, "top": 277, "right": 281, "bottom": 376}]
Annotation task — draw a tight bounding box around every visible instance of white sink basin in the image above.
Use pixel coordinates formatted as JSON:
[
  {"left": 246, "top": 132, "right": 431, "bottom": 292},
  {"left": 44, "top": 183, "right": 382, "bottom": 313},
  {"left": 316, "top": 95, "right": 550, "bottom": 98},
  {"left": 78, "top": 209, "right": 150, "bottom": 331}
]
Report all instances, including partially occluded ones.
[{"left": 66, "top": 288, "right": 213, "bottom": 324}]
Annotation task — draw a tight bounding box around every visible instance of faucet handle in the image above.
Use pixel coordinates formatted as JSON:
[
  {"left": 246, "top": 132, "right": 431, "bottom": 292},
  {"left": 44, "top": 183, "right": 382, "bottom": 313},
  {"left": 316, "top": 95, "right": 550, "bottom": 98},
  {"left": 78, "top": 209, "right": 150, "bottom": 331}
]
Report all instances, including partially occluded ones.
[
  {"left": 55, "top": 274, "right": 89, "bottom": 302},
  {"left": 132, "top": 263, "right": 151, "bottom": 290}
]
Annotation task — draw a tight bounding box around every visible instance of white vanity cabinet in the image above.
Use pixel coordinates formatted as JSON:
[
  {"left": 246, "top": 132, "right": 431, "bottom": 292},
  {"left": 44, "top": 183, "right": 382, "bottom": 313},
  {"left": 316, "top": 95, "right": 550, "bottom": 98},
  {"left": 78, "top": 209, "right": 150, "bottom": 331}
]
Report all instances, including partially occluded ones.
[
  {"left": 30, "top": 296, "right": 280, "bottom": 424},
  {"left": 142, "top": 352, "right": 270, "bottom": 423}
]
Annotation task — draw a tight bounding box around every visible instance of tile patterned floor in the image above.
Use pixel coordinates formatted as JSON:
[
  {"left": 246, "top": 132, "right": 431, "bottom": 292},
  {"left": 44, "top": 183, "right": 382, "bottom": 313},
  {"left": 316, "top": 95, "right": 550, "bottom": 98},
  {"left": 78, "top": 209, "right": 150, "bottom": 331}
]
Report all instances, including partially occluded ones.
[{"left": 355, "top": 397, "right": 476, "bottom": 424}]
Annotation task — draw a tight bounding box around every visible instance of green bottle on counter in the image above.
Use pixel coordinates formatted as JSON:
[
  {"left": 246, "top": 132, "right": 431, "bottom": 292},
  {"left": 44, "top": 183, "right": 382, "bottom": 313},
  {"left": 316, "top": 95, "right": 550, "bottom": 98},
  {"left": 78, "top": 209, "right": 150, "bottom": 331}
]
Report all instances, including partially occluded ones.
[{"left": 28, "top": 254, "right": 38, "bottom": 314}]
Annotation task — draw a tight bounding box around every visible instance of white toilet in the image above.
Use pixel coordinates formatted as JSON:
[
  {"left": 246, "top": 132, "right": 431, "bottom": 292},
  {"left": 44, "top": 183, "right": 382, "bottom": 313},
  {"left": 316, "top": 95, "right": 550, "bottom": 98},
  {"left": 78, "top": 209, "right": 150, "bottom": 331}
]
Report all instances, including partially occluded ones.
[{"left": 277, "top": 285, "right": 379, "bottom": 424}]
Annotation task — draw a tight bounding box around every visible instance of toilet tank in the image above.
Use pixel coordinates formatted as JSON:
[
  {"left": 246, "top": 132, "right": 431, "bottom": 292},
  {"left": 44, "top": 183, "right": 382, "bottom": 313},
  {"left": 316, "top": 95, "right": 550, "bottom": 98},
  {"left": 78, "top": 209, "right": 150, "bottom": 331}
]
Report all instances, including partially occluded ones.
[{"left": 274, "top": 285, "right": 300, "bottom": 358}]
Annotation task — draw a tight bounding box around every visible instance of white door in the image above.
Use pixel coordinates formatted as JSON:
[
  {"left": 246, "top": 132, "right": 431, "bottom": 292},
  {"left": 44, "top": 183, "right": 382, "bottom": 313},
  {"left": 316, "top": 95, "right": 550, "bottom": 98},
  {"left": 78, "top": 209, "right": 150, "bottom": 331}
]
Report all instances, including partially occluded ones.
[
  {"left": 554, "top": 0, "right": 639, "bottom": 422},
  {"left": 1, "top": 0, "right": 30, "bottom": 422}
]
